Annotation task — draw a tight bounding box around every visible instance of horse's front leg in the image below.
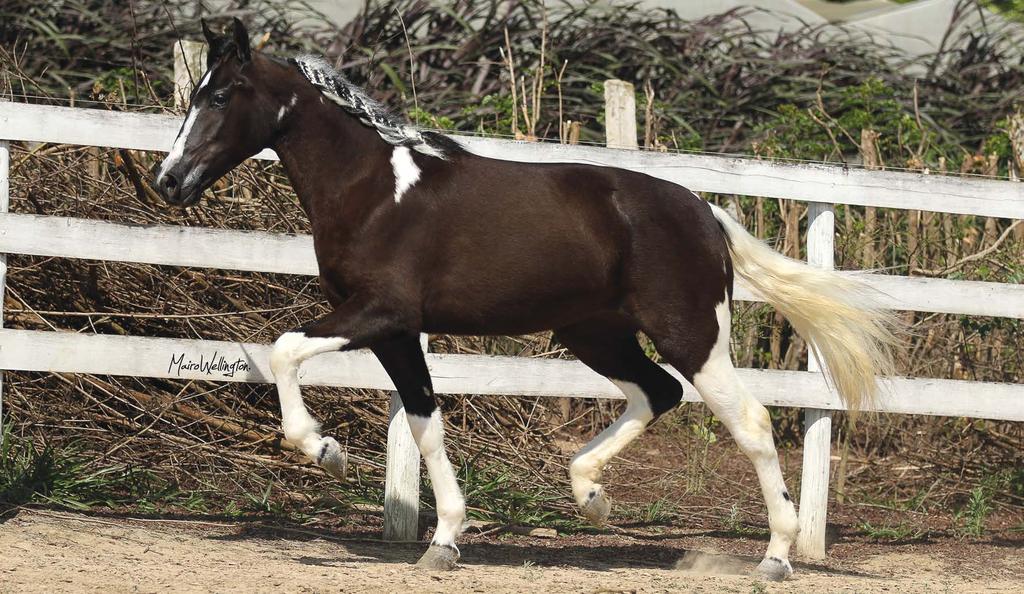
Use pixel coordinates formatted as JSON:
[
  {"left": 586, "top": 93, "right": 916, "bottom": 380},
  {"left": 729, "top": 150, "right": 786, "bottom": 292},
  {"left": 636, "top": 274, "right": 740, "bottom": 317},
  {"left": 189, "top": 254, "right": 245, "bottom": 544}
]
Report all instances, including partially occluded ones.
[
  {"left": 373, "top": 337, "right": 466, "bottom": 571},
  {"left": 269, "top": 299, "right": 408, "bottom": 479}
]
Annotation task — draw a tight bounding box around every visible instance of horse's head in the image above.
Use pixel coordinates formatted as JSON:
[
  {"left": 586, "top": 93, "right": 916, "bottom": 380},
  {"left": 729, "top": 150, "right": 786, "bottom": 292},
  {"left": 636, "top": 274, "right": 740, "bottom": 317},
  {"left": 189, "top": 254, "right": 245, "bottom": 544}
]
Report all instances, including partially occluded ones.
[{"left": 155, "top": 18, "right": 290, "bottom": 206}]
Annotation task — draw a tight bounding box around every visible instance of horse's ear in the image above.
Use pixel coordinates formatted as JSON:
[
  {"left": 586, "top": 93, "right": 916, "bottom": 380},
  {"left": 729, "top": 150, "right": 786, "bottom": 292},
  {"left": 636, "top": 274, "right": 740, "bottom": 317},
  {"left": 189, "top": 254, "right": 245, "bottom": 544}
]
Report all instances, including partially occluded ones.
[
  {"left": 201, "top": 18, "right": 218, "bottom": 46},
  {"left": 231, "top": 17, "right": 251, "bottom": 63},
  {"left": 202, "top": 18, "right": 231, "bottom": 68}
]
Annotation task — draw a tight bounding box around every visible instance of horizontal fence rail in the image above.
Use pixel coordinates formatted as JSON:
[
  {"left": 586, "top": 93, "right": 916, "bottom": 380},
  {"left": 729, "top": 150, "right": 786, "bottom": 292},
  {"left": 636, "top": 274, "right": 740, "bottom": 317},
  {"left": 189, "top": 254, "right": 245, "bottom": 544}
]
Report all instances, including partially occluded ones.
[
  {"left": 0, "top": 328, "right": 1020, "bottom": 421},
  {"left": 1, "top": 212, "right": 1021, "bottom": 319},
  {"left": 2, "top": 102, "right": 1022, "bottom": 219},
  {"left": 0, "top": 212, "right": 318, "bottom": 275}
]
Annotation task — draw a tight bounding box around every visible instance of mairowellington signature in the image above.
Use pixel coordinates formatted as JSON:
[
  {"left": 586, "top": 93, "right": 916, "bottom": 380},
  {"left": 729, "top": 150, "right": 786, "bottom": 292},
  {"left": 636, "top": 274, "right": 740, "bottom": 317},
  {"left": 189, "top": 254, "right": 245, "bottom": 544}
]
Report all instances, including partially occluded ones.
[{"left": 168, "top": 352, "right": 251, "bottom": 378}]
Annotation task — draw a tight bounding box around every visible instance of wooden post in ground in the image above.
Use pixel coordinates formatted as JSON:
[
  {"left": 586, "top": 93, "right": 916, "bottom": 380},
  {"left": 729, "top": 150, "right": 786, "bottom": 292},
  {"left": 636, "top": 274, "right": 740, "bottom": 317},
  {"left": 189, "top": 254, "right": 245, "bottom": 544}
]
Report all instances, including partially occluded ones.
[
  {"left": 591, "top": 79, "right": 640, "bottom": 424},
  {"left": 173, "top": 40, "right": 207, "bottom": 110},
  {"left": 0, "top": 139, "right": 8, "bottom": 443},
  {"left": 604, "top": 80, "right": 638, "bottom": 150},
  {"left": 383, "top": 334, "right": 427, "bottom": 541},
  {"left": 797, "top": 202, "right": 836, "bottom": 559}
]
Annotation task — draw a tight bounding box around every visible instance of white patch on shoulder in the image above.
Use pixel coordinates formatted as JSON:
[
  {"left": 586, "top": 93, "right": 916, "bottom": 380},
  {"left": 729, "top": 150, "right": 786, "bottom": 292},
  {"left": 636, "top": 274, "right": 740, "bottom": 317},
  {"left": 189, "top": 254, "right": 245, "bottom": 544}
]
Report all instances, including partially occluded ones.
[
  {"left": 391, "top": 146, "right": 421, "bottom": 203},
  {"left": 277, "top": 94, "right": 299, "bottom": 123}
]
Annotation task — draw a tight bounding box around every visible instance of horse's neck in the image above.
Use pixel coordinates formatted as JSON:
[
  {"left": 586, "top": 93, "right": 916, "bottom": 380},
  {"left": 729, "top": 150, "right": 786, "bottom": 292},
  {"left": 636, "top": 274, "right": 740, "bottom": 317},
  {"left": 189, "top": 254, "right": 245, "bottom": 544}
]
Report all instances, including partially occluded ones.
[{"left": 272, "top": 97, "right": 391, "bottom": 226}]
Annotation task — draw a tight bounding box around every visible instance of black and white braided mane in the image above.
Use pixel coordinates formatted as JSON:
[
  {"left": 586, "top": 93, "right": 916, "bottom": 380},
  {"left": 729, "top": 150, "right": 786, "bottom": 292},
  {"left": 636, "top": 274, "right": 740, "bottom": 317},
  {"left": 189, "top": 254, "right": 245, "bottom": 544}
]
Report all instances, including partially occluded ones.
[{"left": 291, "top": 55, "right": 460, "bottom": 160}]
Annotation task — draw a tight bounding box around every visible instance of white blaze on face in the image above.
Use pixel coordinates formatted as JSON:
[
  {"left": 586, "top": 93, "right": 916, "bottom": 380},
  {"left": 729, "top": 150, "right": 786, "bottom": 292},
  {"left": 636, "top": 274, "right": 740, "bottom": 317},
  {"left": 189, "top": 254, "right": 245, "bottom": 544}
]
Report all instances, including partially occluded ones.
[
  {"left": 156, "top": 69, "right": 213, "bottom": 183},
  {"left": 390, "top": 146, "right": 421, "bottom": 203}
]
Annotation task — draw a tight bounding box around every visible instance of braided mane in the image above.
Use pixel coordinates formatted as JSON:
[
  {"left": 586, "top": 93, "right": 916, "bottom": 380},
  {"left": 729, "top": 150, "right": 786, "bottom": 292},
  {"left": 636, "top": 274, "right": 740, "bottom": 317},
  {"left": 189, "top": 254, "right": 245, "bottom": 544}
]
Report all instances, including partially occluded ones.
[{"left": 291, "top": 55, "right": 461, "bottom": 160}]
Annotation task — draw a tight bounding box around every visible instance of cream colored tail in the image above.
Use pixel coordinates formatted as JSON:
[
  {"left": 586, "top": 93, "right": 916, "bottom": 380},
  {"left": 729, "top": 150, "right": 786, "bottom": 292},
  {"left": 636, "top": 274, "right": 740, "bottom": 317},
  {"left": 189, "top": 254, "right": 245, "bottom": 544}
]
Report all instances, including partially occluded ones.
[{"left": 709, "top": 204, "right": 899, "bottom": 413}]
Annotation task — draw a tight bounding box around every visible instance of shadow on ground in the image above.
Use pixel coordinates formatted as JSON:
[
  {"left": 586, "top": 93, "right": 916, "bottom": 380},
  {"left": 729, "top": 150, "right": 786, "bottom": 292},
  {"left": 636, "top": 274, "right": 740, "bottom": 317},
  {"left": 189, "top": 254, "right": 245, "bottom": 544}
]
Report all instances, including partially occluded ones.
[{"left": 205, "top": 519, "right": 877, "bottom": 579}]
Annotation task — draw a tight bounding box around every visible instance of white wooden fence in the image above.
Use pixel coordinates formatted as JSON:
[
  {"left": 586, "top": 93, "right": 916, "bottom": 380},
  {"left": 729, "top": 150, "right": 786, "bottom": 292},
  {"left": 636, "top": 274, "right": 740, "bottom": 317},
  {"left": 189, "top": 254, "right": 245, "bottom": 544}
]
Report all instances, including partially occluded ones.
[{"left": 1, "top": 100, "right": 1022, "bottom": 558}]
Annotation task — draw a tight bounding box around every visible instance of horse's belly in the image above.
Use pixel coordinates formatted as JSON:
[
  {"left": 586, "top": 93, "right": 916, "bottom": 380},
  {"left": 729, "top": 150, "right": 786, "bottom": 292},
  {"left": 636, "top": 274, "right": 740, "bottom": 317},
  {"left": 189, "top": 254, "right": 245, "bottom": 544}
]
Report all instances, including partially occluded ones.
[{"left": 422, "top": 266, "right": 618, "bottom": 335}]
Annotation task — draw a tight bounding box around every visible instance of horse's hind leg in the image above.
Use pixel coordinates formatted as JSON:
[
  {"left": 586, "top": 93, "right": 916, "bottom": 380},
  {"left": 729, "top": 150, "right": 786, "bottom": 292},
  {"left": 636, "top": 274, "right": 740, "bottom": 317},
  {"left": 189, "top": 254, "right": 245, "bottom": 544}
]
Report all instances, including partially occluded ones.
[
  {"left": 554, "top": 316, "right": 683, "bottom": 526},
  {"left": 645, "top": 296, "right": 799, "bottom": 581}
]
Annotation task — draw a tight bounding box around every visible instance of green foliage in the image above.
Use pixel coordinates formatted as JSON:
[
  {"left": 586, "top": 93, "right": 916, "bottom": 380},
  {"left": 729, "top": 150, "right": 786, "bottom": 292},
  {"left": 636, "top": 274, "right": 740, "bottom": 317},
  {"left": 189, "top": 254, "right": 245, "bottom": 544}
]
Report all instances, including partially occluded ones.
[
  {"left": 408, "top": 106, "right": 455, "bottom": 130},
  {"left": 449, "top": 456, "right": 581, "bottom": 529},
  {"left": 836, "top": 78, "right": 902, "bottom": 129},
  {"left": 952, "top": 486, "right": 993, "bottom": 538},
  {"left": 962, "top": 471, "right": 1021, "bottom": 538},
  {"left": 859, "top": 520, "right": 923, "bottom": 541},
  {"left": 982, "top": 116, "right": 1015, "bottom": 174},
  {"left": 754, "top": 104, "right": 835, "bottom": 160},
  {"left": 8, "top": 0, "right": 1020, "bottom": 165},
  {"left": 983, "top": 0, "right": 1024, "bottom": 22},
  {"left": 691, "top": 415, "right": 719, "bottom": 446},
  {"left": 950, "top": 472, "right": 1011, "bottom": 538},
  {"left": 637, "top": 498, "right": 672, "bottom": 524},
  {"left": 754, "top": 77, "right": 941, "bottom": 166},
  {"left": 0, "top": 425, "right": 189, "bottom": 511},
  {"left": 93, "top": 66, "right": 155, "bottom": 100},
  {"left": 1007, "top": 467, "right": 1024, "bottom": 499},
  {"left": 466, "top": 93, "right": 517, "bottom": 135}
]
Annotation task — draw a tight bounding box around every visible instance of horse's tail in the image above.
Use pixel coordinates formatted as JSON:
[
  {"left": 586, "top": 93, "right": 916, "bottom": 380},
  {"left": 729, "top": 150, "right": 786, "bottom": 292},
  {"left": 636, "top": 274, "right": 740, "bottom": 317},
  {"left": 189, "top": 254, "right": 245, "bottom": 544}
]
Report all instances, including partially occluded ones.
[{"left": 709, "top": 203, "right": 899, "bottom": 414}]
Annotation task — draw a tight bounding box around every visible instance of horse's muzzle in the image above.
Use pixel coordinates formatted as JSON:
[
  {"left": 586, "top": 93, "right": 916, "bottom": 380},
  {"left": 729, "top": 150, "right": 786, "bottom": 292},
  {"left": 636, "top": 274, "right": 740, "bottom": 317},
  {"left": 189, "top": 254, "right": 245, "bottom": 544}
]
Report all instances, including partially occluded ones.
[
  {"left": 154, "top": 163, "right": 203, "bottom": 207},
  {"left": 156, "top": 170, "right": 183, "bottom": 204}
]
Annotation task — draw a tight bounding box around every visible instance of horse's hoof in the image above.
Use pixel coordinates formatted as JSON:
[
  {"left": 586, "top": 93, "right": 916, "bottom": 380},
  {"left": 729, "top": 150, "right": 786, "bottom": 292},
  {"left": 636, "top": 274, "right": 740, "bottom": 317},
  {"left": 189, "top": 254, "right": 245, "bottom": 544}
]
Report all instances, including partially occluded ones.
[
  {"left": 316, "top": 436, "right": 347, "bottom": 480},
  {"left": 754, "top": 556, "right": 793, "bottom": 581},
  {"left": 416, "top": 544, "right": 460, "bottom": 571},
  {"left": 581, "top": 486, "right": 611, "bottom": 526}
]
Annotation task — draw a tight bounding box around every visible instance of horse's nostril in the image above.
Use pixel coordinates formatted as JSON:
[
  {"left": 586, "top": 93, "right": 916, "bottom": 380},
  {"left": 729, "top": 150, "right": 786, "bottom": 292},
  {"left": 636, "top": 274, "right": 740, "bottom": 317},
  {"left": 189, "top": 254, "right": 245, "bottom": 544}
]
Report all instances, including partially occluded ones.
[{"left": 157, "top": 172, "right": 182, "bottom": 203}]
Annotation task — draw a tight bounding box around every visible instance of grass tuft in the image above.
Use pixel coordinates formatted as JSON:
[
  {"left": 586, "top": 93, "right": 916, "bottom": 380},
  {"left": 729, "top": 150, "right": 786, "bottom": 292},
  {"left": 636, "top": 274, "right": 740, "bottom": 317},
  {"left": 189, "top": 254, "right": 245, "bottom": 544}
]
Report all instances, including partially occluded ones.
[{"left": 1, "top": 424, "right": 179, "bottom": 511}]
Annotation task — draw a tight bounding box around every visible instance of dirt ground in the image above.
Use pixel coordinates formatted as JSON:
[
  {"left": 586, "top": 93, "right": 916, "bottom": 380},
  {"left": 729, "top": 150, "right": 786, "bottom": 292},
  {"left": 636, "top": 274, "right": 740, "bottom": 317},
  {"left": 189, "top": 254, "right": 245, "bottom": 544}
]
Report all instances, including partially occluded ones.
[{"left": 1, "top": 509, "right": 1021, "bottom": 593}]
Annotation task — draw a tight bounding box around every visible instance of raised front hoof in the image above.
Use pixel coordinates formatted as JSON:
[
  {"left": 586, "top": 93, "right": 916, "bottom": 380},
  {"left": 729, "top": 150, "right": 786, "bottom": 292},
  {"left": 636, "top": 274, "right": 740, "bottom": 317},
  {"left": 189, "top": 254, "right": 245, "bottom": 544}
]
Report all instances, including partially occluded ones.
[
  {"left": 416, "top": 544, "right": 460, "bottom": 571},
  {"left": 316, "top": 436, "right": 347, "bottom": 480},
  {"left": 754, "top": 556, "right": 793, "bottom": 582},
  {"left": 580, "top": 486, "right": 611, "bottom": 527}
]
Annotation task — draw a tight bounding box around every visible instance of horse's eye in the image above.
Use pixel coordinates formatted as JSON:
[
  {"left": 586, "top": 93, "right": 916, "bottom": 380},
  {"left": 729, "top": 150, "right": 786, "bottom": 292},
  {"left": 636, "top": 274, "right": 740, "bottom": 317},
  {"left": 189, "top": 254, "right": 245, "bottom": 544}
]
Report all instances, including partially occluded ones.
[{"left": 210, "top": 92, "right": 228, "bottom": 109}]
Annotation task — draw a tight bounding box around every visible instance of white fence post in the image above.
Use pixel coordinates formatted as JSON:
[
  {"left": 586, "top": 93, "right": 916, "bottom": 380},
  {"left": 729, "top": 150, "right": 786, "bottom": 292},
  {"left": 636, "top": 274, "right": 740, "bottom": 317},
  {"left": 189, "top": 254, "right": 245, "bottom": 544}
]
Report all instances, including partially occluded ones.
[
  {"left": 0, "top": 139, "right": 9, "bottom": 441},
  {"left": 173, "top": 40, "right": 207, "bottom": 109},
  {"left": 604, "top": 80, "right": 638, "bottom": 150},
  {"left": 382, "top": 334, "right": 427, "bottom": 541},
  {"left": 797, "top": 202, "right": 836, "bottom": 558}
]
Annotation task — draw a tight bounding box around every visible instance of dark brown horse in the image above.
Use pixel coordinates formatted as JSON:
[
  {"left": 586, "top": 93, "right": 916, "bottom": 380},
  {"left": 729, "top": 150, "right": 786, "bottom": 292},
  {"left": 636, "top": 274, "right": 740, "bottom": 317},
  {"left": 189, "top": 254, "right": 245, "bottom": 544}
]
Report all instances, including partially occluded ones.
[{"left": 155, "top": 19, "right": 896, "bottom": 579}]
